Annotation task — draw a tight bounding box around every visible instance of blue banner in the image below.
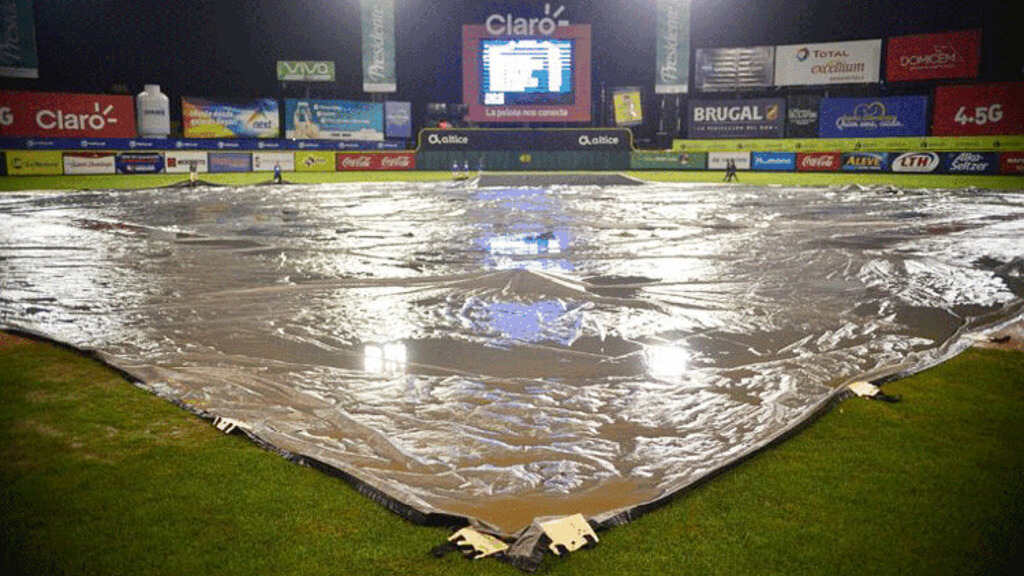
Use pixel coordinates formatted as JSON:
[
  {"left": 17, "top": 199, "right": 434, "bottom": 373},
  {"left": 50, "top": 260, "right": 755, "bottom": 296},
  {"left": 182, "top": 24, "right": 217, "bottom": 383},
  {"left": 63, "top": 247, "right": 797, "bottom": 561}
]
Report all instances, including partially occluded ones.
[
  {"left": 819, "top": 96, "right": 928, "bottom": 138},
  {"left": 385, "top": 101, "right": 412, "bottom": 139},
  {"left": 751, "top": 152, "right": 796, "bottom": 171},
  {"left": 0, "top": 137, "right": 407, "bottom": 151},
  {"left": 284, "top": 99, "right": 384, "bottom": 141},
  {"left": 115, "top": 152, "right": 164, "bottom": 174},
  {"left": 208, "top": 152, "right": 253, "bottom": 173},
  {"left": 841, "top": 152, "right": 888, "bottom": 172},
  {"left": 941, "top": 152, "right": 1000, "bottom": 174}
]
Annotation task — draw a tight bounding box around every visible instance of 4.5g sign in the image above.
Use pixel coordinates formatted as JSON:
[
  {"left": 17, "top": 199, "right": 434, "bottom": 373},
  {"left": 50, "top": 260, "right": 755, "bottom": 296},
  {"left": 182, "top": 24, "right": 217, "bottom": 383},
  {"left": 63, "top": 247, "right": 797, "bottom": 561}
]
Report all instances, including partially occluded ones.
[
  {"left": 933, "top": 82, "right": 1024, "bottom": 136},
  {"left": 277, "top": 61, "right": 336, "bottom": 82}
]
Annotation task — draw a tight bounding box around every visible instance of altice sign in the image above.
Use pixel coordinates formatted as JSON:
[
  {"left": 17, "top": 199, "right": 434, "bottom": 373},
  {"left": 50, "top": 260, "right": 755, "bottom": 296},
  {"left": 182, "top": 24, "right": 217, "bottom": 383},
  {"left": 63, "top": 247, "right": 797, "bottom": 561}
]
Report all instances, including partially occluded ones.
[{"left": 485, "top": 3, "right": 570, "bottom": 35}]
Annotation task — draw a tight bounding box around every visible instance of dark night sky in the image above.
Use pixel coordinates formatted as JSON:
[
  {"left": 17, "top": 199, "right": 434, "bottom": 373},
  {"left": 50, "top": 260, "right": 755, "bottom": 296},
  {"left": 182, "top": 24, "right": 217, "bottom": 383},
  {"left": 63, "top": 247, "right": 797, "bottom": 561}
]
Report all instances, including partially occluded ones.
[{"left": 4, "top": 0, "right": 1021, "bottom": 129}]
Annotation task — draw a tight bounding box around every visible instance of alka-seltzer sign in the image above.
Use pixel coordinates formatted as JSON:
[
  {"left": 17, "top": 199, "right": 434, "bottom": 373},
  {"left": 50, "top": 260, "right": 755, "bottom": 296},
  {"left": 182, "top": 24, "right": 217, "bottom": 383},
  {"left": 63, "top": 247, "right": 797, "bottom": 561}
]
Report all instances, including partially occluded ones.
[
  {"left": 655, "top": 0, "right": 690, "bottom": 94},
  {"left": 276, "top": 61, "right": 335, "bottom": 82},
  {"left": 360, "top": 0, "right": 396, "bottom": 93},
  {"left": 687, "top": 99, "right": 785, "bottom": 139},
  {"left": 0, "top": 0, "right": 39, "bottom": 78},
  {"left": 775, "top": 39, "right": 881, "bottom": 86}
]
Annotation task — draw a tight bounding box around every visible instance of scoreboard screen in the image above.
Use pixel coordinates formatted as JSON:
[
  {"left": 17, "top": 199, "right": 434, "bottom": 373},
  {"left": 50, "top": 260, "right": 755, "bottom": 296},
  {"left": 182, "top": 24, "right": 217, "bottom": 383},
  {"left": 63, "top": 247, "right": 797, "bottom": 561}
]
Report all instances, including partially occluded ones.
[{"left": 480, "top": 39, "right": 574, "bottom": 106}]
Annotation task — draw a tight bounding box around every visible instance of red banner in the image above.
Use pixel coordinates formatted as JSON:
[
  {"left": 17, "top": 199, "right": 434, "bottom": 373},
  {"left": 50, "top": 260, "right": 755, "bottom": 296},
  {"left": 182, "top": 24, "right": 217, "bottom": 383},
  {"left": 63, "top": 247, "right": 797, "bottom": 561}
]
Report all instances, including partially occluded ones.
[
  {"left": 886, "top": 29, "right": 980, "bottom": 82},
  {"left": 1001, "top": 152, "right": 1024, "bottom": 175},
  {"left": 797, "top": 152, "right": 841, "bottom": 172},
  {"left": 336, "top": 152, "right": 416, "bottom": 171},
  {"left": 0, "top": 90, "right": 136, "bottom": 138},
  {"left": 932, "top": 82, "right": 1024, "bottom": 136}
]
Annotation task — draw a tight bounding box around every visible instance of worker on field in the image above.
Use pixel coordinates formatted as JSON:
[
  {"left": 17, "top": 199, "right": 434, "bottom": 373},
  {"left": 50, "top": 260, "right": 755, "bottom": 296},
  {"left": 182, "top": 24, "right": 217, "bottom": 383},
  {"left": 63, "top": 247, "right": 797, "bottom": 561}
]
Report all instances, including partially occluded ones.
[
  {"left": 189, "top": 161, "right": 198, "bottom": 186},
  {"left": 273, "top": 161, "right": 282, "bottom": 184},
  {"left": 724, "top": 159, "right": 738, "bottom": 182}
]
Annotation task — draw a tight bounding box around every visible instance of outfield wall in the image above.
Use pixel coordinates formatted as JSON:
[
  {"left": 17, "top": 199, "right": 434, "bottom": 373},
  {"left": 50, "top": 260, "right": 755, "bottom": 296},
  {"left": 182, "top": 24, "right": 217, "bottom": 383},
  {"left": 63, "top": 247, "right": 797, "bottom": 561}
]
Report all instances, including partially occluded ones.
[{"left": 2, "top": 130, "right": 1023, "bottom": 176}]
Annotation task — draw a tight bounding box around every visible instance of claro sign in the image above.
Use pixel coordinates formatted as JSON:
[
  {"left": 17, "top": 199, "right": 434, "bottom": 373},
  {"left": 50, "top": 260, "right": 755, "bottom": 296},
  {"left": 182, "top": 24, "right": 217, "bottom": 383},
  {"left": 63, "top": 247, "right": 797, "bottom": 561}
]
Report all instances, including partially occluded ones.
[
  {"left": 485, "top": 3, "right": 569, "bottom": 35},
  {"left": 0, "top": 91, "right": 136, "bottom": 138}
]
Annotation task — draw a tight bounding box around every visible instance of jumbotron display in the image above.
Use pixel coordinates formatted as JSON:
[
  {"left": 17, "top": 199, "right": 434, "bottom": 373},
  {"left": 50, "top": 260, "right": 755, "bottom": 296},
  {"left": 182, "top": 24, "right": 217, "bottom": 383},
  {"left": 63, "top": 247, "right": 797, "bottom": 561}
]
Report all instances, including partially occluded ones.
[
  {"left": 480, "top": 38, "right": 573, "bottom": 106},
  {"left": 463, "top": 24, "right": 591, "bottom": 123}
]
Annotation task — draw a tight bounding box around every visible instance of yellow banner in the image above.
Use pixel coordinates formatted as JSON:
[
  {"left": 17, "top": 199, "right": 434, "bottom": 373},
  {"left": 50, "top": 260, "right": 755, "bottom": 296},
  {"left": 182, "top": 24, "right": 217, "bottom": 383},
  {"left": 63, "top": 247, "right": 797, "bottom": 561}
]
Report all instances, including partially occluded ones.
[
  {"left": 613, "top": 89, "right": 643, "bottom": 127},
  {"left": 672, "top": 135, "right": 1024, "bottom": 153},
  {"left": 5, "top": 150, "right": 63, "bottom": 175},
  {"left": 294, "top": 151, "right": 335, "bottom": 172}
]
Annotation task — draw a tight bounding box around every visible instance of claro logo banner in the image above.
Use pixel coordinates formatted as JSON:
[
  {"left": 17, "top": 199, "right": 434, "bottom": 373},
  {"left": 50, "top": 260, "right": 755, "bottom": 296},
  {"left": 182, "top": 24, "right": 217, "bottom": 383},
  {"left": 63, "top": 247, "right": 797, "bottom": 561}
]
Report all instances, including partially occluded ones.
[
  {"left": 0, "top": 90, "right": 136, "bottom": 138},
  {"left": 886, "top": 29, "right": 980, "bottom": 82}
]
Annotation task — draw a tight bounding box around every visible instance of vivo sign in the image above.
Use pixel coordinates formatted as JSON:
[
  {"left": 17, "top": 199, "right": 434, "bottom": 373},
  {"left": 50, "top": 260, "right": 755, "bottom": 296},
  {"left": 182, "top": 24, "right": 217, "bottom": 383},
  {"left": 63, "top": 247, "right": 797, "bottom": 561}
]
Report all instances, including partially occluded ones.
[
  {"left": 485, "top": 3, "right": 569, "bottom": 35},
  {"left": 276, "top": 61, "right": 335, "bottom": 82}
]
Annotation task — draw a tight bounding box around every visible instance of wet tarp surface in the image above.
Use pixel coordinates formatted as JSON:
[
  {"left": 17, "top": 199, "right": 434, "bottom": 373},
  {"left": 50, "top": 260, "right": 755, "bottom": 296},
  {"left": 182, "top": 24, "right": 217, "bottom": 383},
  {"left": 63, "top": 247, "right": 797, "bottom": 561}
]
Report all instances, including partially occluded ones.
[{"left": 1, "top": 182, "right": 1022, "bottom": 535}]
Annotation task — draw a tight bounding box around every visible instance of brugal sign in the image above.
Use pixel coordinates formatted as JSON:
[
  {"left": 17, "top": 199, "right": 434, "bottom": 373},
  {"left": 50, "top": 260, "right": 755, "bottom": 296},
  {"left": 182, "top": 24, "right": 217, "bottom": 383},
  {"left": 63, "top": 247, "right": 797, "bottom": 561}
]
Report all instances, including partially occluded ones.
[{"left": 418, "top": 129, "right": 632, "bottom": 151}]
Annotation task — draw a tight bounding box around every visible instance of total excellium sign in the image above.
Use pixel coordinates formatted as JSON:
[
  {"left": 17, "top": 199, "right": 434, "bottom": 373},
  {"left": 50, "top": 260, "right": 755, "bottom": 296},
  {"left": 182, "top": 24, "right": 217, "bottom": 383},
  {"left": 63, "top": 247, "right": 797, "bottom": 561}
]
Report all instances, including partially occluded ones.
[
  {"left": 774, "top": 39, "right": 881, "bottom": 86},
  {"left": 0, "top": 91, "right": 137, "bottom": 138},
  {"left": 687, "top": 99, "right": 785, "bottom": 138}
]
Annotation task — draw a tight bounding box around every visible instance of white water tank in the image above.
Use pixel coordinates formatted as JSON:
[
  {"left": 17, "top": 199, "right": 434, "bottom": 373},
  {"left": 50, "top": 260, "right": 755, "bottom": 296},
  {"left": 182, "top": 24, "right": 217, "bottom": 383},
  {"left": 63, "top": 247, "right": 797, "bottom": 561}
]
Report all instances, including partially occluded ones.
[{"left": 136, "top": 84, "right": 170, "bottom": 138}]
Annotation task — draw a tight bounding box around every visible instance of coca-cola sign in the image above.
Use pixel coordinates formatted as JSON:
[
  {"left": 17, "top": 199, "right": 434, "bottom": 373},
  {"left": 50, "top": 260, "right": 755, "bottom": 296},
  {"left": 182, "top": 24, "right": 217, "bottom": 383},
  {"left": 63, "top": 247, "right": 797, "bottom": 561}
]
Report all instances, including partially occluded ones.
[
  {"left": 336, "top": 152, "right": 416, "bottom": 171},
  {"left": 797, "top": 152, "right": 841, "bottom": 172},
  {"left": 0, "top": 90, "right": 137, "bottom": 138}
]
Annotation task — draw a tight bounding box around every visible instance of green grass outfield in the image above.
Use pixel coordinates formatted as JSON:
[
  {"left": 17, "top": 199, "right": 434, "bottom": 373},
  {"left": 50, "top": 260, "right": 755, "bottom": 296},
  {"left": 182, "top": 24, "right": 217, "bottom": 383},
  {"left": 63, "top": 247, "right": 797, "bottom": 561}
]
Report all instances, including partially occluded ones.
[
  {"left": 1, "top": 170, "right": 1023, "bottom": 191},
  {"left": 1, "top": 331, "right": 1021, "bottom": 575}
]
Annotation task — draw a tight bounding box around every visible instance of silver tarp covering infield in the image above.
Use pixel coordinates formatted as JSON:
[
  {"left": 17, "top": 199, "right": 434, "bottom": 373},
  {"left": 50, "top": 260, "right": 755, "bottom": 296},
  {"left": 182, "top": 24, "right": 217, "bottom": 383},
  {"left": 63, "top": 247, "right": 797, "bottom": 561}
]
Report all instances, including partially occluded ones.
[{"left": 1, "top": 181, "right": 1022, "bottom": 539}]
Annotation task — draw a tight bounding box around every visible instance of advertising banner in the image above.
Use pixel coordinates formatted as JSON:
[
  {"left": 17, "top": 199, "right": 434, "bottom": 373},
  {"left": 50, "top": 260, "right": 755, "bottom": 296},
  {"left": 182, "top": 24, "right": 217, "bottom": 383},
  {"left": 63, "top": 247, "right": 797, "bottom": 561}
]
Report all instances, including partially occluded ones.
[
  {"left": 941, "top": 152, "right": 999, "bottom": 174},
  {"left": 694, "top": 46, "right": 774, "bottom": 92},
  {"left": 336, "top": 152, "right": 416, "bottom": 171},
  {"left": 655, "top": 0, "right": 690, "bottom": 94},
  {"left": 786, "top": 94, "right": 820, "bottom": 138},
  {"left": 886, "top": 29, "right": 980, "bottom": 82},
  {"left": 708, "top": 151, "right": 750, "bottom": 170},
  {"left": 5, "top": 150, "right": 61, "bottom": 175},
  {"left": 165, "top": 151, "right": 208, "bottom": 173},
  {"left": 687, "top": 98, "right": 785, "bottom": 139},
  {"left": 276, "top": 61, "right": 335, "bottom": 82},
  {"left": 774, "top": 39, "right": 881, "bottom": 86},
  {"left": 797, "top": 152, "right": 841, "bottom": 172},
  {"left": 818, "top": 96, "right": 928, "bottom": 138},
  {"left": 295, "top": 150, "right": 335, "bottom": 172},
  {"left": 631, "top": 151, "right": 707, "bottom": 170},
  {"left": 253, "top": 152, "right": 293, "bottom": 172},
  {"left": 384, "top": 101, "right": 412, "bottom": 139},
  {"left": 751, "top": 152, "right": 796, "bottom": 171},
  {"left": 0, "top": 0, "right": 38, "bottom": 78},
  {"left": 840, "top": 152, "right": 887, "bottom": 172},
  {"left": 285, "top": 99, "right": 384, "bottom": 141},
  {"left": 462, "top": 24, "right": 592, "bottom": 124},
  {"left": 63, "top": 152, "right": 116, "bottom": 175},
  {"left": 932, "top": 82, "right": 1024, "bottom": 136},
  {"left": 0, "top": 90, "right": 137, "bottom": 138},
  {"left": 208, "top": 152, "right": 252, "bottom": 173},
  {"left": 1001, "top": 152, "right": 1024, "bottom": 174},
  {"left": 115, "top": 152, "right": 164, "bottom": 174},
  {"left": 360, "top": 0, "right": 396, "bottom": 92},
  {"left": 612, "top": 87, "right": 644, "bottom": 127},
  {"left": 182, "top": 98, "right": 279, "bottom": 139},
  {"left": 418, "top": 129, "right": 632, "bottom": 151},
  {"left": 889, "top": 151, "right": 941, "bottom": 173}
]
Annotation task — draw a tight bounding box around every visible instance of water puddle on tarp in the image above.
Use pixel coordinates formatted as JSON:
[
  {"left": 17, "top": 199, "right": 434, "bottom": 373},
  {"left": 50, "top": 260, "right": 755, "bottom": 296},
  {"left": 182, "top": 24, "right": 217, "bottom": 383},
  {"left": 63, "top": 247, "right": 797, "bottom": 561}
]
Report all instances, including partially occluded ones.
[{"left": 1, "top": 182, "right": 1022, "bottom": 535}]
